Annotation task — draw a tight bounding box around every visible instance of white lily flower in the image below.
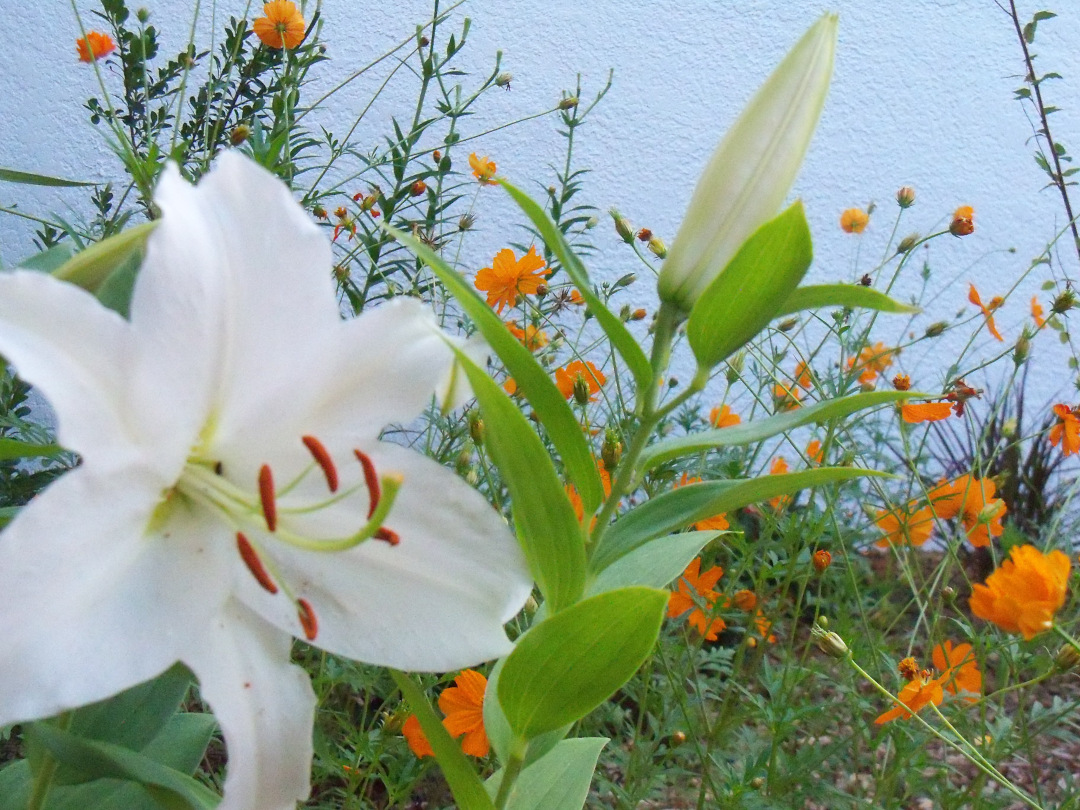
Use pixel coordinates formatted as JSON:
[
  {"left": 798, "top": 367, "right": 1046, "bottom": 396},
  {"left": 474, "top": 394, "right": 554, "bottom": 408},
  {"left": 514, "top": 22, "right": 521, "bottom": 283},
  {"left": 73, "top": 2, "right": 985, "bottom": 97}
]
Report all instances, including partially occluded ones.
[
  {"left": 0, "top": 153, "right": 532, "bottom": 809},
  {"left": 657, "top": 13, "right": 837, "bottom": 311}
]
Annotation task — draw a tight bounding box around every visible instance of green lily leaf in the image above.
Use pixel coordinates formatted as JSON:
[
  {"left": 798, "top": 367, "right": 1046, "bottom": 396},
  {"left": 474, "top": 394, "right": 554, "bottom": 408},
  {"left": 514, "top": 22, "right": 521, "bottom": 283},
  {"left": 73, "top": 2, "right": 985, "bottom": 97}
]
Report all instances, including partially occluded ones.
[{"left": 775, "top": 283, "right": 920, "bottom": 318}]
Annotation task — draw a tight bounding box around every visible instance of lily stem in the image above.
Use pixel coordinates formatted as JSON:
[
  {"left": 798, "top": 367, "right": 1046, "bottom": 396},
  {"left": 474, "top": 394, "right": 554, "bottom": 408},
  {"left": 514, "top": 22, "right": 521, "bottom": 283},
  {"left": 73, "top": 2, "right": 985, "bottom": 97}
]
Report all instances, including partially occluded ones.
[
  {"left": 493, "top": 749, "right": 524, "bottom": 810},
  {"left": 26, "top": 712, "right": 73, "bottom": 810}
]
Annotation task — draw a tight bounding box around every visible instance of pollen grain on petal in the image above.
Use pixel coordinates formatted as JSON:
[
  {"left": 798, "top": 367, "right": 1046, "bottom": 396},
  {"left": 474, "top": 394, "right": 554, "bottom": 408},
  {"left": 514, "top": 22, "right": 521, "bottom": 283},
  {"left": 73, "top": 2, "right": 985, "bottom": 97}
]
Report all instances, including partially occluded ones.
[
  {"left": 236, "top": 532, "right": 279, "bottom": 594},
  {"left": 302, "top": 435, "right": 339, "bottom": 492},
  {"left": 258, "top": 464, "right": 278, "bottom": 532}
]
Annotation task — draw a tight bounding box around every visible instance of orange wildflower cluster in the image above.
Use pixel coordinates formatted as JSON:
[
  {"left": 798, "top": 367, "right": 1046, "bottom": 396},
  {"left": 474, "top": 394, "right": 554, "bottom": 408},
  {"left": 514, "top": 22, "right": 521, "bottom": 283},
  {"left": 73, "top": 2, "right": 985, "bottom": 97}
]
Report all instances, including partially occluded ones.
[
  {"left": 709, "top": 403, "right": 741, "bottom": 429},
  {"left": 469, "top": 153, "right": 498, "bottom": 184},
  {"left": 674, "top": 473, "right": 729, "bottom": 531},
  {"left": 1050, "top": 403, "right": 1080, "bottom": 456},
  {"left": 668, "top": 558, "right": 727, "bottom": 641},
  {"left": 847, "top": 342, "right": 893, "bottom": 385},
  {"left": 929, "top": 474, "right": 1006, "bottom": 548},
  {"left": 555, "top": 360, "right": 606, "bottom": 402},
  {"left": 506, "top": 320, "right": 549, "bottom": 351},
  {"left": 968, "top": 284, "right": 1004, "bottom": 342},
  {"left": 950, "top": 205, "right": 975, "bottom": 237},
  {"left": 475, "top": 247, "right": 549, "bottom": 313},
  {"left": 970, "top": 544, "right": 1070, "bottom": 639},
  {"left": 252, "top": 1, "right": 306, "bottom": 49},
  {"left": 1032, "top": 297, "right": 1047, "bottom": 329},
  {"left": 403, "top": 669, "right": 490, "bottom": 758},
  {"left": 76, "top": 31, "right": 115, "bottom": 62},
  {"left": 840, "top": 207, "right": 869, "bottom": 234},
  {"left": 875, "top": 641, "right": 981, "bottom": 724}
]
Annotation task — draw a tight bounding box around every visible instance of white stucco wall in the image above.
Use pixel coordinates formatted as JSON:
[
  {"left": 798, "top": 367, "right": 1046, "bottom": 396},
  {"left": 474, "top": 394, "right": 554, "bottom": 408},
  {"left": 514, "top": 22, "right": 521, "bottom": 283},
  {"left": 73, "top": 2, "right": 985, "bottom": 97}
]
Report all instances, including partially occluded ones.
[{"left": 2, "top": 1, "right": 1079, "bottom": 408}]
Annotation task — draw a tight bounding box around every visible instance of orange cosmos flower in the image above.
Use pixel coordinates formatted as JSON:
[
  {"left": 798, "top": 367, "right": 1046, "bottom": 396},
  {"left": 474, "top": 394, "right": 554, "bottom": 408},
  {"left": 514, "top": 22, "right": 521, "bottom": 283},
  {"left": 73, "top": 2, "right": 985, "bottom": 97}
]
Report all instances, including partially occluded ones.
[
  {"left": 565, "top": 460, "right": 612, "bottom": 529},
  {"left": 812, "top": 549, "right": 832, "bottom": 572},
  {"left": 555, "top": 360, "right": 606, "bottom": 402},
  {"left": 773, "top": 380, "right": 802, "bottom": 411},
  {"left": 874, "top": 502, "right": 934, "bottom": 548},
  {"left": 768, "top": 457, "right": 791, "bottom": 511},
  {"left": 927, "top": 475, "right": 1005, "bottom": 548},
  {"left": 667, "top": 558, "right": 726, "bottom": 641},
  {"left": 874, "top": 670, "right": 944, "bottom": 724},
  {"left": 794, "top": 360, "right": 814, "bottom": 389},
  {"left": 474, "top": 246, "right": 549, "bottom": 313},
  {"left": 901, "top": 401, "right": 954, "bottom": 424},
  {"left": 892, "top": 374, "right": 912, "bottom": 391},
  {"left": 970, "top": 544, "right": 1070, "bottom": 639},
  {"left": 76, "top": 31, "right": 116, "bottom": 62},
  {"left": 847, "top": 342, "right": 894, "bottom": 385},
  {"left": 732, "top": 590, "right": 757, "bottom": 611},
  {"left": 1050, "top": 404, "right": 1080, "bottom": 456},
  {"left": 933, "top": 641, "right": 982, "bottom": 699},
  {"left": 950, "top": 205, "right": 975, "bottom": 237},
  {"left": 805, "top": 439, "right": 823, "bottom": 465},
  {"left": 1032, "top": 297, "right": 1047, "bottom": 329},
  {"left": 709, "top": 403, "right": 741, "bottom": 428},
  {"left": 506, "top": 321, "right": 549, "bottom": 351},
  {"left": 840, "top": 207, "right": 869, "bottom": 234},
  {"left": 402, "top": 669, "right": 490, "bottom": 758},
  {"left": 252, "top": 1, "right": 306, "bottom": 49},
  {"left": 568, "top": 288, "right": 585, "bottom": 305},
  {"left": 673, "top": 472, "right": 729, "bottom": 531},
  {"left": 968, "top": 284, "right": 1004, "bottom": 342},
  {"left": 469, "top": 153, "right": 498, "bottom": 184}
]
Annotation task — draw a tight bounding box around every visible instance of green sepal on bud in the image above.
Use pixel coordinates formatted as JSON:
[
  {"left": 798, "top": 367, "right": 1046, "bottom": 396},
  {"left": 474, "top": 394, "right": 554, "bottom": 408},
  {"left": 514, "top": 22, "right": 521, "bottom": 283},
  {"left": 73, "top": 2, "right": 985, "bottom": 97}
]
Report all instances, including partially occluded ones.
[
  {"left": 811, "top": 623, "right": 850, "bottom": 659},
  {"left": 611, "top": 209, "right": 635, "bottom": 244},
  {"left": 601, "top": 428, "right": 623, "bottom": 471},
  {"left": 468, "top": 410, "right": 486, "bottom": 446}
]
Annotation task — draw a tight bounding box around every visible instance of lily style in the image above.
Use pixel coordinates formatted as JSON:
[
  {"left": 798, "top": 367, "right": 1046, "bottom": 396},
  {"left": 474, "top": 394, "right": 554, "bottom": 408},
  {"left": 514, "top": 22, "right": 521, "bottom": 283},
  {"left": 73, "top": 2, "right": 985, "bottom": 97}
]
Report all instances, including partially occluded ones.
[{"left": 0, "top": 153, "right": 532, "bottom": 808}]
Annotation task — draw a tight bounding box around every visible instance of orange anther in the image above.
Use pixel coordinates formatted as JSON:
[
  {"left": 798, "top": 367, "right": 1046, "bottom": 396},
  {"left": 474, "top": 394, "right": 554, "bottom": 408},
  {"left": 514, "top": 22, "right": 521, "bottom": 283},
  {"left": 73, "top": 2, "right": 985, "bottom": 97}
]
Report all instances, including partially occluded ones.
[
  {"left": 258, "top": 464, "right": 277, "bottom": 532},
  {"left": 236, "top": 532, "right": 278, "bottom": 594},
  {"left": 375, "top": 527, "right": 400, "bottom": 546},
  {"left": 354, "top": 450, "right": 381, "bottom": 518},
  {"left": 302, "top": 435, "right": 339, "bottom": 492},
  {"left": 297, "top": 598, "right": 319, "bottom": 641}
]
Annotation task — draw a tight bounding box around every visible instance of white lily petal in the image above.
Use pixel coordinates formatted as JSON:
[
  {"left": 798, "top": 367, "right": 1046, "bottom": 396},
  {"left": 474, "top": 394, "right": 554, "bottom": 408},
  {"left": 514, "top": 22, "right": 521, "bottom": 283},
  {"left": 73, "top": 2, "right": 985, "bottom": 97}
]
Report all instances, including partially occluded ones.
[
  {"left": 127, "top": 164, "right": 227, "bottom": 478},
  {"left": 658, "top": 13, "right": 837, "bottom": 310},
  {"left": 183, "top": 599, "right": 314, "bottom": 810},
  {"left": 0, "top": 466, "right": 231, "bottom": 727},
  {"left": 213, "top": 298, "right": 454, "bottom": 480},
  {"left": 0, "top": 270, "right": 134, "bottom": 463},
  {"left": 238, "top": 442, "right": 532, "bottom": 672}
]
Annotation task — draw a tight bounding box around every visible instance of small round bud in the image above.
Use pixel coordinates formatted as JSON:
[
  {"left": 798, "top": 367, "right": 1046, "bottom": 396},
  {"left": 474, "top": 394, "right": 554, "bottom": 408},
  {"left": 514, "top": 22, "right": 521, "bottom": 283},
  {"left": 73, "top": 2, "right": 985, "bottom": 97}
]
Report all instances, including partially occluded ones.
[
  {"left": 670, "top": 730, "right": 687, "bottom": 746},
  {"left": 559, "top": 96, "right": 579, "bottom": 110},
  {"left": 1054, "top": 644, "right": 1080, "bottom": 672},
  {"left": 778, "top": 317, "right": 798, "bottom": 332},
  {"left": 812, "top": 549, "right": 832, "bottom": 573},
  {"left": 495, "top": 72, "right": 513, "bottom": 88},
  {"left": 455, "top": 448, "right": 472, "bottom": 473},
  {"left": 611, "top": 209, "right": 634, "bottom": 244},
  {"left": 896, "top": 233, "right": 920, "bottom": 254},
  {"left": 313, "top": 205, "right": 328, "bottom": 220},
  {"left": 648, "top": 236, "right": 667, "bottom": 259},
  {"left": 136, "top": 7, "right": 150, "bottom": 22},
  {"left": 230, "top": 123, "right": 251, "bottom": 145},
  {"left": 950, "top": 205, "right": 975, "bottom": 237},
  {"left": 573, "top": 376, "right": 591, "bottom": 406},
  {"left": 535, "top": 283, "right": 548, "bottom": 297},
  {"left": 468, "top": 411, "right": 485, "bottom": 446},
  {"left": 815, "top": 615, "right": 829, "bottom": 629},
  {"left": 750, "top": 777, "right": 765, "bottom": 790},
  {"left": 924, "top": 321, "right": 948, "bottom": 338},
  {"left": 896, "top": 186, "right": 916, "bottom": 208},
  {"left": 941, "top": 585, "right": 956, "bottom": 601},
  {"left": 812, "top": 626, "right": 850, "bottom": 659},
  {"left": 432, "top": 149, "right": 442, "bottom": 164},
  {"left": 667, "top": 377, "right": 679, "bottom": 388},
  {"left": 630, "top": 308, "right": 647, "bottom": 321},
  {"left": 636, "top": 228, "right": 653, "bottom": 242},
  {"left": 601, "top": 429, "right": 623, "bottom": 471},
  {"left": 585, "top": 215, "right": 599, "bottom": 229},
  {"left": 410, "top": 180, "right": 427, "bottom": 196},
  {"left": 620, "top": 304, "right": 631, "bottom": 322}
]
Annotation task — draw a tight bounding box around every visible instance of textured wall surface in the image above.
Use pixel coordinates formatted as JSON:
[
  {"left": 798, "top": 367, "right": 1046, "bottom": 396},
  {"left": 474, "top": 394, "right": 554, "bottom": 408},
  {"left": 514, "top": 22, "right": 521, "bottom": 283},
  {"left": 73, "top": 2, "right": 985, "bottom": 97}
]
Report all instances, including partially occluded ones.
[{"left": 2, "top": 1, "right": 1079, "bottom": 405}]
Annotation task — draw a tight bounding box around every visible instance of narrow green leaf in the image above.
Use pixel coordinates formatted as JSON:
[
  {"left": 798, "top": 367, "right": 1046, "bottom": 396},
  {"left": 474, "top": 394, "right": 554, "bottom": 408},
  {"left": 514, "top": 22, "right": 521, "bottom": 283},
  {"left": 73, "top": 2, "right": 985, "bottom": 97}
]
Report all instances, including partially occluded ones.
[
  {"left": 587, "top": 530, "right": 721, "bottom": 595},
  {"left": 687, "top": 201, "right": 813, "bottom": 369},
  {"left": 26, "top": 724, "right": 220, "bottom": 809},
  {"left": 499, "top": 180, "right": 652, "bottom": 390},
  {"left": 52, "top": 222, "right": 157, "bottom": 294},
  {"left": 775, "top": 283, "right": 919, "bottom": 318},
  {"left": 388, "top": 225, "right": 603, "bottom": 515},
  {"left": 592, "top": 468, "right": 887, "bottom": 572},
  {"left": 391, "top": 670, "right": 495, "bottom": 810},
  {"left": 19, "top": 242, "right": 75, "bottom": 273},
  {"left": 499, "top": 587, "right": 667, "bottom": 738},
  {"left": 487, "top": 738, "right": 608, "bottom": 810},
  {"left": 636, "top": 391, "right": 914, "bottom": 472},
  {"left": 455, "top": 350, "right": 586, "bottom": 611},
  {"left": 0, "top": 168, "right": 96, "bottom": 187},
  {"left": 0, "top": 437, "right": 63, "bottom": 460}
]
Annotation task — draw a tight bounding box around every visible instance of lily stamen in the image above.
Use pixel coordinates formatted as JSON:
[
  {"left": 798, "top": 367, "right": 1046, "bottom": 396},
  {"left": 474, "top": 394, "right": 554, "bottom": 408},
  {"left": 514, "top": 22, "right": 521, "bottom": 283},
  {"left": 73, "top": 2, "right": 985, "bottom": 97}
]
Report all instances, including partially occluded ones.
[
  {"left": 273, "top": 474, "right": 403, "bottom": 553},
  {"left": 375, "top": 527, "right": 400, "bottom": 546},
  {"left": 302, "top": 435, "right": 339, "bottom": 492},
  {"left": 236, "top": 532, "right": 279, "bottom": 594},
  {"left": 355, "top": 449, "right": 381, "bottom": 517},
  {"left": 296, "top": 598, "right": 319, "bottom": 640},
  {"left": 258, "top": 464, "right": 277, "bottom": 531}
]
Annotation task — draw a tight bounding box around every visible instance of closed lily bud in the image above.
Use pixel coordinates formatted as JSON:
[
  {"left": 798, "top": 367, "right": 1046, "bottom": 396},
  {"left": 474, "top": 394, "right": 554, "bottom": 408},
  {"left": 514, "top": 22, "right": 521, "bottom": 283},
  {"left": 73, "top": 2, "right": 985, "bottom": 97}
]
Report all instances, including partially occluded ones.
[{"left": 657, "top": 14, "right": 837, "bottom": 311}]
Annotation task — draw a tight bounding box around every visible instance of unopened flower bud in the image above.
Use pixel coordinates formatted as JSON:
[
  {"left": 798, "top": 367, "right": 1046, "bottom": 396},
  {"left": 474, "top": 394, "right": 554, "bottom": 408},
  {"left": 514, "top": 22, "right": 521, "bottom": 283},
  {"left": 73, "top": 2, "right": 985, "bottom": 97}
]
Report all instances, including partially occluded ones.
[
  {"left": 668, "top": 377, "right": 679, "bottom": 388},
  {"left": 230, "top": 123, "right": 251, "bottom": 145},
  {"left": 455, "top": 449, "right": 471, "bottom": 473},
  {"left": 332, "top": 264, "right": 350, "bottom": 284},
  {"left": 620, "top": 304, "right": 632, "bottom": 322},
  {"left": 313, "top": 205, "right": 328, "bottom": 220},
  {"left": 419, "top": 35, "right": 430, "bottom": 47},
  {"left": 458, "top": 213, "right": 476, "bottom": 231},
  {"left": 950, "top": 205, "right": 975, "bottom": 237},
  {"left": 1014, "top": 332, "right": 1031, "bottom": 365},
  {"left": 432, "top": 149, "right": 442, "bottom": 164},
  {"left": 630, "top": 308, "right": 647, "bottom": 321},
  {"left": 811, "top": 624, "right": 849, "bottom": 658},
  {"left": 896, "top": 233, "right": 919, "bottom": 254},
  {"left": 750, "top": 777, "right": 765, "bottom": 790},
  {"left": 585, "top": 215, "right": 599, "bottom": 229},
  {"left": 136, "top": 7, "right": 150, "bottom": 22},
  {"left": 602, "top": 429, "right": 623, "bottom": 471},
  {"left": 648, "top": 236, "right": 667, "bottom": 259},
  {"left": 941, "top": 585, "right": 956, "bottom": 601},
  {"left": 468, "top": 411, "right": 485, "bottom": 446},
  {"left": 1054, "top": 644, "right": 1080, "bottom": 672},
  {"left": 924, "top": 321, "right": 947, "bottom": 338},
  {"left": 410, "top": 180, "right": 427, "bottom": 196},
  {"left": 812, "top": 549, "right": 832, "bottom": 572},
  {"left": 778, "top": 317, "right": 798, "bottom": 332},
  {"left": 670, "top": 730, "right": 687, "bottom": 746},
  {"left": 637, "top": 228, "right": 653, "bottom": 242},
  {"left": 495, "top": 72, "right": 513, "bottom": 88},
  {"left": 1052, "top": 289, "right": 1077, "bottom": 315},
  {"left": 559, "top": 96, "right": 579, "bottom": 110},
  {"left": 611, "top": 209, "right": 635, "bottom": 244},
  {"left": 896, "top": 186, "right": 915, "bottom": 208},
  {"left": 573, "top": 376, "right": 591, "bottom": 406}
]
